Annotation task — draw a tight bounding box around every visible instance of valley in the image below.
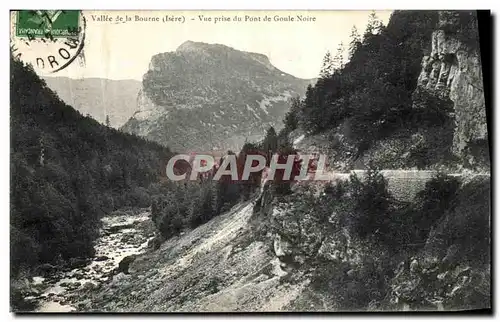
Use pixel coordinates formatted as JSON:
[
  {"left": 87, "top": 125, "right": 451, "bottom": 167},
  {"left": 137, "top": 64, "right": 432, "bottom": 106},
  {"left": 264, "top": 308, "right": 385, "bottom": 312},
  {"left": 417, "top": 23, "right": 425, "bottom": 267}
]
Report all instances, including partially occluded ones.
[{"left": 10, "top": 9, "right": 491, "bottom": 313}]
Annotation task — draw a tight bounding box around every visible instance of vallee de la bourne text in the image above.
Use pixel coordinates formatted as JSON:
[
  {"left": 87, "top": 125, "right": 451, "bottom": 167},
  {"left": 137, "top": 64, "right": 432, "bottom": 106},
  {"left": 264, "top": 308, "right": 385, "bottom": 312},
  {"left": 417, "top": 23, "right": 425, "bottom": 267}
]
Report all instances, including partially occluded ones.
[{"left": 90, "top": 14, "right": 317, "bottom": 23}]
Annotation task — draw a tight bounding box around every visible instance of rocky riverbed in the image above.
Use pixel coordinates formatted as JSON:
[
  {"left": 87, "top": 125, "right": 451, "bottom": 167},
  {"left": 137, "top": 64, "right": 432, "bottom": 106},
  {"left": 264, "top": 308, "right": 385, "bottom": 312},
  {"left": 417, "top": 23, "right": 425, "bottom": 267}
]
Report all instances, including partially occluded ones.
[{"left": 21, "top": 209, "right": 156, "bottom": 312}]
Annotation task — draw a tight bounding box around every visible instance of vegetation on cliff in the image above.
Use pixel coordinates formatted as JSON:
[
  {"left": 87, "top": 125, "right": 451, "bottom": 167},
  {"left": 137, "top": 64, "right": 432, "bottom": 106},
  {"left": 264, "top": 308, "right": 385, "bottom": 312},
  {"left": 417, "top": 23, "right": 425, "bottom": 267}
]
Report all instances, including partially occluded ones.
[
  {"left": 254, "top": 168, "right": 490, "bottom": 311},
  {"left": 283, "top": 10, "right": 487, "bottom": 170}
]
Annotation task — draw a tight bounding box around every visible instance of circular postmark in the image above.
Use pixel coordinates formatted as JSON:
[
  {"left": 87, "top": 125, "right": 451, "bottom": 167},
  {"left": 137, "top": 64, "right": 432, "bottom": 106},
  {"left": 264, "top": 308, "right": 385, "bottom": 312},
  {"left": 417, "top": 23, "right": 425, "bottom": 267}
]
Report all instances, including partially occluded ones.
[{"left": 10, "top": 10, "right": 86, "bottom": 75}]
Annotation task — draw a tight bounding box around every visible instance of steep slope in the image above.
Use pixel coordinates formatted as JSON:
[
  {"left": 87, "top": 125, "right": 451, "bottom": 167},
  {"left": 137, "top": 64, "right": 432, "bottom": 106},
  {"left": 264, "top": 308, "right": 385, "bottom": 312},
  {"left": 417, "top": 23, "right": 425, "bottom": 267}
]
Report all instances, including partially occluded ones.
[
  {"left": 81, "top": 201, "right": 310, "bottom": 312},
  {"left": 43, "top": 77, "right": 141, "bottom": 128},
  {"left": 121, "top": 41, "right": 311, "bottom": 152}
]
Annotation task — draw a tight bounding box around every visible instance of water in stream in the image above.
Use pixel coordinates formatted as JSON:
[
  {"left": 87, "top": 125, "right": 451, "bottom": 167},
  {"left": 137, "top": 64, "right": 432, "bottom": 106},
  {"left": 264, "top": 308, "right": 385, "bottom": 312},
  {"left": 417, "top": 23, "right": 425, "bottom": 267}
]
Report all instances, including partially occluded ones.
[{"left": 27, "top": 210, "right": 156, "bottom": 312}]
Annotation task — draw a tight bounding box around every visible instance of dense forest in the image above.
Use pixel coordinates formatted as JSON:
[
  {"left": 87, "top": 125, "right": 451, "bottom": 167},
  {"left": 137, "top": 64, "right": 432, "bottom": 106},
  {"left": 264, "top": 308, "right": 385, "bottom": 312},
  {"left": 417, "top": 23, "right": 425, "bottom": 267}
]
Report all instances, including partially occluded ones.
[{"left": 10, "top": 58, "right": 176, "bottom": 276}]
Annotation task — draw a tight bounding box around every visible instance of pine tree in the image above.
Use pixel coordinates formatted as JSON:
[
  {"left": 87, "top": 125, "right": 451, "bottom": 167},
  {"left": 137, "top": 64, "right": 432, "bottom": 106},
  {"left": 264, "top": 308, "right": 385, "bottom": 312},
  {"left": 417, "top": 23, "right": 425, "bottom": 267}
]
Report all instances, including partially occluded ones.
[
  {"left": 366, "top": 11, "right": 384, "bottom": 35},
  {"left": 332, "top": 42, "right": 345, "bottom": 70},
  {"left": 262, "top": 127, "right": 278, "bottom": 162},
  {"left": 366, "top": 11, "right": 376, "bottom": 34},
  {"left": 300, "top": 84, "right": 320, "bottom": 133},
  {"left": 348, "top": 25, "right": 362, "bottom": 60},
  {"left": 284, "top": 96, "right": 301, "bottom": 132},
  {"left": 319, "top": 51, "right": 334, "bottom": 78},
  {"left": 105, "top": 115, "right": 110, "bottom": 127}
]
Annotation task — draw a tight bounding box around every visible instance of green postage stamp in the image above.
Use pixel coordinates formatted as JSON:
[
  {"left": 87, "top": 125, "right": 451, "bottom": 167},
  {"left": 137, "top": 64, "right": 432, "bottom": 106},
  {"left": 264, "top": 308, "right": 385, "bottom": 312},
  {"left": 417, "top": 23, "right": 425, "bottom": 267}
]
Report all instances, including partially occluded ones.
[{"left": 15, "top": 10, "right": 80, "bottom": 38}]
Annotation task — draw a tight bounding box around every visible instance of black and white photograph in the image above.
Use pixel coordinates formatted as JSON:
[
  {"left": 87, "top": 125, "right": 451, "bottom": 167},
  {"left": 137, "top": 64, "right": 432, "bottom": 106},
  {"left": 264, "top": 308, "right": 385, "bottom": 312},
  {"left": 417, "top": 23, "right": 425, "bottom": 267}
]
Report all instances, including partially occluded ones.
[{"left": 9, "top": 9, "right": 492, "bottom": 313}]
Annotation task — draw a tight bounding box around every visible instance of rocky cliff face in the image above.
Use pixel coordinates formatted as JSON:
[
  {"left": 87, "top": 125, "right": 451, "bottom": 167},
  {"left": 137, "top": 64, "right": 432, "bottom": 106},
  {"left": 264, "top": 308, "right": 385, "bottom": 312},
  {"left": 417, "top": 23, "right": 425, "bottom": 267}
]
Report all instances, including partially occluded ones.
[
  {"left": 414, "top": 11, "right": 488, "bottom": 164},
  {"left": 121, "top": 41, "right": 311, "bottom": 152}
]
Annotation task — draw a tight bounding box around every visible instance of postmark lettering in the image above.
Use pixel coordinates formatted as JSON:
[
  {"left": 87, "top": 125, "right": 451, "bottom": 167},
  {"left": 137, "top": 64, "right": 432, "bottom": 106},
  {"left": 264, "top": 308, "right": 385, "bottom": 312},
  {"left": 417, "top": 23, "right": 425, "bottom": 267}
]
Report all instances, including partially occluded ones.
[{"left": 10, "top": 10, "right": 86, "bottom": 74}]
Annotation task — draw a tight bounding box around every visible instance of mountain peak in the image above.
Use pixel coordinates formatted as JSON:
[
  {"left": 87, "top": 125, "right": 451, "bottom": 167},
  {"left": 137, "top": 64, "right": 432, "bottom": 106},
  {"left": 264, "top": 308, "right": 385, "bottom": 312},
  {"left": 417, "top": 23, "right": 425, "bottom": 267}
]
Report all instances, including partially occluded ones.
[
  {"left": 175, "top": 41, "right": 275, "bottom": 69},
  {"left": 176, "top": 40, "right": 225, "bottom": 53},
  {"left": 176, "top": 40, "right": 203, "bottom": 51},
  {"left": 124, "top": 41, "right": 312, "bottom": 151}
]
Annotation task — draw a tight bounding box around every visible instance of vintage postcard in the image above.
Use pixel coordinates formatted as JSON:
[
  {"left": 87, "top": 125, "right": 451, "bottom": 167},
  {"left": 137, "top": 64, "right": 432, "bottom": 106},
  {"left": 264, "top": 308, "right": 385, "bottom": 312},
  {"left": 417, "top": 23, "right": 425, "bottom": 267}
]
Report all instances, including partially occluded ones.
[{"left": 10, "top": 10, "right": 491, "bottom": 313}]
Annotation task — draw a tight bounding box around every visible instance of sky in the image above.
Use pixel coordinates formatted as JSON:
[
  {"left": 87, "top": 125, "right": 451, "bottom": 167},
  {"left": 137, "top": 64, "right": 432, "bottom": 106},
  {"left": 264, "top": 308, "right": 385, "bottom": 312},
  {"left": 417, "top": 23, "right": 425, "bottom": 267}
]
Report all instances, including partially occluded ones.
[{"left": 48, "top": 10, "right": 392, "bottom": 80}]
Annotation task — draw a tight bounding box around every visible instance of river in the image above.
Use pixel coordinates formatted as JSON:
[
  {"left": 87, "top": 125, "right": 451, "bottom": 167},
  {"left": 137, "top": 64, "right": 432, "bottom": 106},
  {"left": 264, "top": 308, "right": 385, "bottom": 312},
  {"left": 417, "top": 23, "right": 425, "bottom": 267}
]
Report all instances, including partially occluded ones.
[{"left": 26, "top": 210, "right": 156, "bottom": 312}]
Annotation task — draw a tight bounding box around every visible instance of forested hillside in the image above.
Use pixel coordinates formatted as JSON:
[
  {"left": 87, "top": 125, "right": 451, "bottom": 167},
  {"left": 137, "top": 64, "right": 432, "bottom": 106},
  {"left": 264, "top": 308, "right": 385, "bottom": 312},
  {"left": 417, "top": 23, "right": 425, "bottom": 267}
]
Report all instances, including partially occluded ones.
[
  {"left": 284, "top": 11, "right": 487, "bottom": 170},
  {"left": 11, "top": 58, "right": 268, "bottom": 278},
  {"left": 10, "top": 58, "right": 172, "bottom": 276}
]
